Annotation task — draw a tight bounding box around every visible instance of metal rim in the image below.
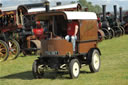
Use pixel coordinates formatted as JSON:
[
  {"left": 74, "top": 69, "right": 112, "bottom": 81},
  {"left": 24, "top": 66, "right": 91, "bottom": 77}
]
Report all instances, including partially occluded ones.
[
  {"left": 8, "top": 40, "right": 20, "bottom": 60},
  {"left": 37, "top": 65, "right": 44, "bottom": 74},
  {"left": 73, "top": 62, "right": 79, "bottom": 77},
  {"left": 93, "top": 53, "right": 100, "bottom": 70},
  {"left": 0, "top": 41, "right": 8, "bottom": 62}
]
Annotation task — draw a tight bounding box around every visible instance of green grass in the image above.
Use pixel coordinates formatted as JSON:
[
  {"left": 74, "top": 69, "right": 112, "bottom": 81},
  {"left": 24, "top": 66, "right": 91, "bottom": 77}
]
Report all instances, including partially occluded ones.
[{"left": 0, "top": 35, "right": 128, "bottom": 85}]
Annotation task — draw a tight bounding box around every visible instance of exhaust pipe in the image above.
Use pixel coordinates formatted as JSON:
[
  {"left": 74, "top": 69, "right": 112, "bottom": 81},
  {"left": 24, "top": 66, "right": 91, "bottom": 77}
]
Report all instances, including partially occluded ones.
[
  {"left": 0, "top": 3, "right": 2, "bottom": 14},
  {"left": 0, "top": 3, "right": 2, "bottom": 7},
  {"left": 56, "top": 2, "right": 61, "bottom": 6},
  {"left": 113, "top": 5, "right": 117, "bottom": 21},
  {"left": 44, "top": 0, "right": 50, "bottom": 12},
  {"left": 119, "top": 7, "right": 123, "bottom": 22},
  {"left": 102, "top": 5, "right": 106, "bottom": 21}
]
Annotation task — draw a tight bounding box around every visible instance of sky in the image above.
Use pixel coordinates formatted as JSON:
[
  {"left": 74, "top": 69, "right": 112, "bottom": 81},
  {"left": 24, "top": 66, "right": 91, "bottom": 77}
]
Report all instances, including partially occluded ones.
[
  {"left": 0, "top": 0, "right": 128, "bottom": 11},
  {"left": 0, "top": 0, "right": 72, "bottom": 7},
  {"left": 87, "top": 0, "right": 128, "bottom": 11}
]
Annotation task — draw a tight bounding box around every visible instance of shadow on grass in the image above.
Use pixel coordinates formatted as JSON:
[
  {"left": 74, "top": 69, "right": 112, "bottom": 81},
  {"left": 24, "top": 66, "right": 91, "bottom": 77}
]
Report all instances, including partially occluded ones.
[
  {"left": 0, "top": 71, "right": 33, "bottom": 80},
  {"left": 0, "top": 70, "right": 91, "bottom": 80}
]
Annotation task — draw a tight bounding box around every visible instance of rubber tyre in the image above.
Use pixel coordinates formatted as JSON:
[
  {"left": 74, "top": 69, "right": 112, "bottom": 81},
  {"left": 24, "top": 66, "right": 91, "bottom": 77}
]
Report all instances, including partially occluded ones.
[
  {"left": 69, "top": 59, "right": 80, "bottom": 79},
  {"left": 102, "top": 28, "right": 111, "bottom": 39},
  {"left": 0, "top": 40, "right": 9, "bottom": 62},
  {"left": 88, "top": 49, "right": 101, "bottom": 73},
  {"left": 32, "top": 60, "right": 44, "bottom": 79},
  {"left": 120, "top": 26, "right": 125, "bottom": 35},
  {"left": 112, "top": 26, "right": 122, "bottom": 37},
  {"left": 8, "top": 39, "right": 20, "bottom": 60},
  {"left": 109, "top": 28, "right": 115, "bottom": 39}
]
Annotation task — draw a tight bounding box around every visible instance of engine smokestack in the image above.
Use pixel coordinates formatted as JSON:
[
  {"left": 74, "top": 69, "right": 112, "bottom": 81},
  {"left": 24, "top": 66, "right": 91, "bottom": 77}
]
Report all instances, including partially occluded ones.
[
  {"left": 113, "top": 5, "right": 117, "bottom": 21},
  {"left": 56, "top": 2, "right": 61, "bottom": 6},
  {"left": 0, "top": 3, "right": 2, "bottom": 14},
  {"left": 102, "top": 5, "right": 106, "bottom": 21},
  {"left": 119, "top": 7, "right": 123, "bottom": 22},
  {"left": 0, "top": 3, "right": 2, "bottom": 7},
  {"left": 44, "top": 0, "right": 50, "bottom": 12}
]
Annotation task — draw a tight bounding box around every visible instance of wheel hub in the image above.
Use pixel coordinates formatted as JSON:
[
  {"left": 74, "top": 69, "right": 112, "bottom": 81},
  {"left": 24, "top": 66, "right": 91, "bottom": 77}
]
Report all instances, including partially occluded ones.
[
  {"left": 93, "top": 54, "right": 100, "bottom": 70},
  {"left": 73, "top": 62, "right": 79, "bottom": 77},
  {"left": 38, "top": 65, "right": 44, "bottom": 74}
]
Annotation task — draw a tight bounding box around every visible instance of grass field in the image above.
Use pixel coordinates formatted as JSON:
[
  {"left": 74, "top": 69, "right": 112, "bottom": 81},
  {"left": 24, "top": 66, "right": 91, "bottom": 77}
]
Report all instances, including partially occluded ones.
[{"left": 0, "top": 35, "right": 128, "bottom": 85}]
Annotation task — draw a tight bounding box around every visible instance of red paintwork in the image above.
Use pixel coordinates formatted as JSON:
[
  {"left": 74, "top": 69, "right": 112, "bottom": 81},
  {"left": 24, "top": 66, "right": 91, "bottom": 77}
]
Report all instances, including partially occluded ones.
[
  {"left": 97, "top": 17, "right": 102, "bottom": 29},
  {"left": 33, "top": 28, "right": 44, "bottom": 37}
]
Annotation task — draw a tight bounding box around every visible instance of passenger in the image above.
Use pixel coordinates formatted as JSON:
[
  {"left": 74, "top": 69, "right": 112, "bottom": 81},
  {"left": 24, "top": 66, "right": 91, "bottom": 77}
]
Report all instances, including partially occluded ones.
[{"left": 65, "top": 20, "right": 79, "bottom": 53}]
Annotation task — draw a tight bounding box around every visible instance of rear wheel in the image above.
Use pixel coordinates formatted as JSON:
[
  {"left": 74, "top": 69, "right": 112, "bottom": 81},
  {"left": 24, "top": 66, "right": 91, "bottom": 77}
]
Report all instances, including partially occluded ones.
[
  {"left": 109, "top": 28, "right": 115, "bottom": 39},
  {"left": 120, "top": 26, "right": 125, "bottom": 35},
  {"left": 0, "top": 40, "right": 9, "bottom": 62},
  {"left": 88, "top": 49, "right": 101, "bottom": 73},
  {"left": 102, "top": 28, "right": 111, "bottom": 39},
  {"left": 69, "top": 59, "right": 80, "bottom": 79},
  {"left": 112, "top": 26, "right": 122, "bottom": 37},
  {"left": 8, "top": 39, "right": 20, "bottom": 60},
  {"left": 32, "top": 60, "right": 44, "bottom": 79}
]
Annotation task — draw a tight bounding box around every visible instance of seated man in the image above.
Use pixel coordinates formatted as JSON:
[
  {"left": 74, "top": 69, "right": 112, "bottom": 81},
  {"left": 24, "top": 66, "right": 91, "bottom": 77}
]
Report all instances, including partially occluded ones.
[{"left": 65, "top": 20, "right": 79, "bottom": 53}]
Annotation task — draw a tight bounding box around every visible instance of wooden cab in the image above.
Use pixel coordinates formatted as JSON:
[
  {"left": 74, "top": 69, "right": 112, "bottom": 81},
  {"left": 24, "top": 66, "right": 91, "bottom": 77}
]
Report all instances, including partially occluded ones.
[{"left": 35, "top": 11, "right": 98, "bottom": 56}]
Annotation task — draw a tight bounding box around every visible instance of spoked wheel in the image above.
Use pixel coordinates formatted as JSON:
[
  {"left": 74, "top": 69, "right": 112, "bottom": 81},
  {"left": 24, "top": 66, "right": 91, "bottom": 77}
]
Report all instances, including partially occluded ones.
[
  {"left": 0, "top": 40, "right": 9, "bottom": 62},
  {"left": 112, "top": 26, "right": 122, "bottom": 37},
  {"left": 120, "top": 26, "right": 125, "bottom": 35},
  {"left": 69, "top": 59, "right": 80, "bottom": 79},
  {"left": 88, "top": 49, "right": 101, "bottom": 73},
  {"left": 102, "top": 28, "right": 111, "bottom": 39},
  {"left": 8, "top": 39, "right": 20, "bottom": 60},
  {"left": 108, "top": 28, "right": 115, "bottom": 39},
  {"left": 32, "top": 60, "right": 44, "bottom": 79}
]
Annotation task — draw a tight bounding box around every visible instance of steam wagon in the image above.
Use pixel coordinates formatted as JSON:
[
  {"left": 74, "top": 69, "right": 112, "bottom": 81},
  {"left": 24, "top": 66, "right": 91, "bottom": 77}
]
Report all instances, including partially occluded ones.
[
  {"left": 0, "top": 5, "right": 20, "bottom": 61},
  {"left": 0, "top": 4, "right": 9, "bottom": 61},
  {"left": 32, "top": 11, "right": 101, "bottom": 79}
]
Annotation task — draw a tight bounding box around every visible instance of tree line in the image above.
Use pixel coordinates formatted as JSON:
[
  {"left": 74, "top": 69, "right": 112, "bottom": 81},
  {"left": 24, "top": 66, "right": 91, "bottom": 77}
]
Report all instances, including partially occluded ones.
[{"left": 71, "top": 0, "right": 102, "bottom": 13}]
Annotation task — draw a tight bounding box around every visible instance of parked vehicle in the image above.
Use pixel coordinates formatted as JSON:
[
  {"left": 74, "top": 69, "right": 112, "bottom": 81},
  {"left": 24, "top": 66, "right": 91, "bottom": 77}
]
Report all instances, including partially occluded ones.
[
  {"left": 0, "top": 6, "right": 20, "bottom": 60},
  {"left": 110, "top": 5, "right": 124, "bottom": 37},
  {"left": 123, "top": 11, "right": 128, "bottom": 34},
  {"left": 100, "top": 5, "right": 115, "bottom": 39},
  {"left": 32, "top": 8, "right": 101, "bottom": 78}
]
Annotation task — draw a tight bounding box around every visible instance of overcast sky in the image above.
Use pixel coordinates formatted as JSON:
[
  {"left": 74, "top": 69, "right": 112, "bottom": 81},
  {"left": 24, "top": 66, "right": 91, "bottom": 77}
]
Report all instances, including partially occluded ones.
[
  {"left": 1, "top": 0, "right": 72, "bottom": 7},
  {"left": 87, "top": 0, "right": 128, "bottom": 11},
  {"left": 0, "top": 0, "right": 128, "bottom": 11}
]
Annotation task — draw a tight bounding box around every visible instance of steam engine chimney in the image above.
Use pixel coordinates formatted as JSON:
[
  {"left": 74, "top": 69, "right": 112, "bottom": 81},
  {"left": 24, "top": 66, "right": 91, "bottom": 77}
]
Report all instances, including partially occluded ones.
[
  {"left": 113, "top": 5, "right": 117, "bottom": 21},
  {"left": 119, "top": 7, "right": 123, "bottom": 22},
  {"left": 44, "top": 0, "right": 50, "bottom": 12},
  {"left": 56, "top": 2, "right": 61, "bottom": 6},
  {"left": 102, "top": 5, "right": 106, "bottom": 21},
  {"left": 0, "top": 3, "right": 2, "bottom": 7},
  {"left": 0, "top": 3, "right": 2, "bottom": 14}
]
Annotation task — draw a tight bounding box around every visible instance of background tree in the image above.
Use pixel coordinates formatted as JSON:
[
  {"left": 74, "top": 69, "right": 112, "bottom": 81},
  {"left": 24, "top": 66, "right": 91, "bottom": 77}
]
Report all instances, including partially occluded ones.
[{"left": 78, "top": 0, "right": 102, "bottom": 13}]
